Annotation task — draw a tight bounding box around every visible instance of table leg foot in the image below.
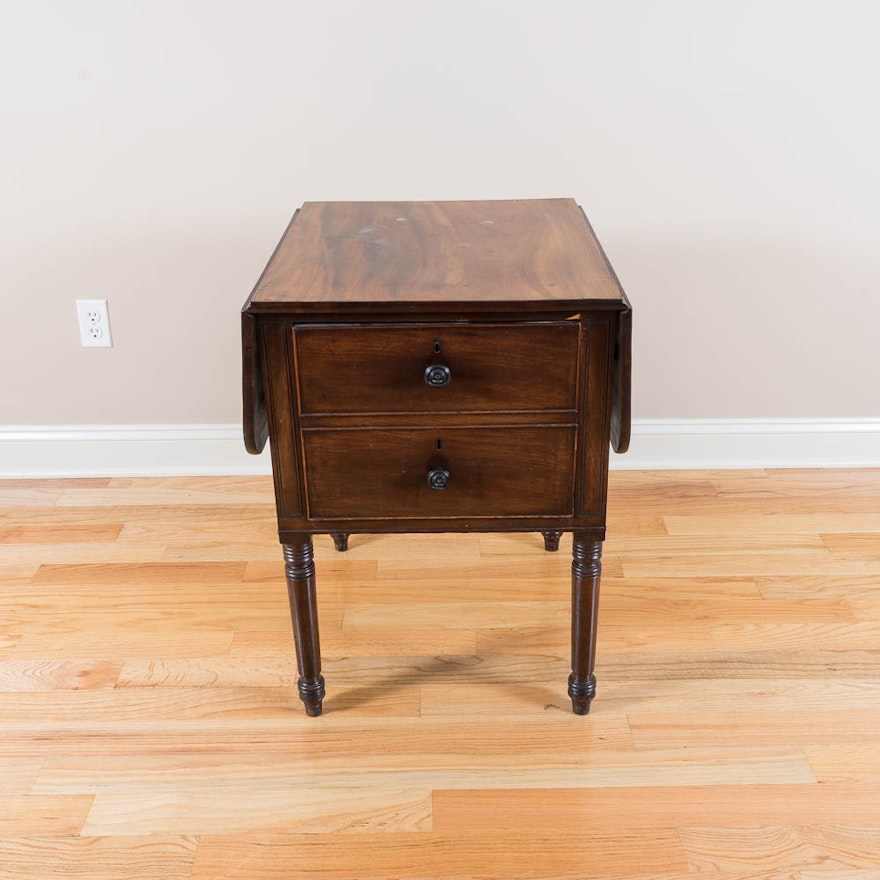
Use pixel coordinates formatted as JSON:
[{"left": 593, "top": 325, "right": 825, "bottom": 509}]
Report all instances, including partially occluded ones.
[
  {"left": 331, "top": 532, "right": 349, "bottom": 552},
  {"left": 569, "top": 535, "right": 602, "bottom": 715},
  {"left": 541, "top": 530, "right": 562, "bottom": 552},
  {"left": 568, "top": 673, "right": 596, "bottom": 715},
  {"left": 298, "top": 678, "right": 325, "bottom": 717},
  {"left": 284, "top": 539, "right": 325, "bottom": 717}
]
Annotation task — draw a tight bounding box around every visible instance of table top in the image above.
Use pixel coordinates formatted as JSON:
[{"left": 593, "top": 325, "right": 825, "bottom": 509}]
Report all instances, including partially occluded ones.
[{"left": 246, "top": 199, "right": 625, "bottom": 309}]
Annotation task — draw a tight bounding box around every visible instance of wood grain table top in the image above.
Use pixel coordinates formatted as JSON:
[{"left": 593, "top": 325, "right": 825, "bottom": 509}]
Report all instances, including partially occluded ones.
[{"left": 247, "top": 199, "right": 625, "bottom": 310}]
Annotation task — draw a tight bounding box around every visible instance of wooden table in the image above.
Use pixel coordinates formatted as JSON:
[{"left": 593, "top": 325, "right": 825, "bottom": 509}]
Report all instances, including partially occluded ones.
[{"left": 242, "top": 199, "right": 631, "bottom": 716}]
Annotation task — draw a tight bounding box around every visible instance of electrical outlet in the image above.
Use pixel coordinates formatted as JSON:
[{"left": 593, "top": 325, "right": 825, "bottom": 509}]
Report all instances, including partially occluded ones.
[{"left": 76, "top": 299, "right": 113, "bottom": 348}]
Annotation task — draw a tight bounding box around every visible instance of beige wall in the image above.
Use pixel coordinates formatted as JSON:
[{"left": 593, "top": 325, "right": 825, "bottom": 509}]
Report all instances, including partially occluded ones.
[{"left": 2, "top": 0, "right": 879, "bottom": 427}]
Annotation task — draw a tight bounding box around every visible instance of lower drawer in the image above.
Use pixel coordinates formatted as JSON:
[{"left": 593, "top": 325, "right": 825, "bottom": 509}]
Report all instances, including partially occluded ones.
[{"left": 302, "top": 425, "right": 575, "bottom": 519}]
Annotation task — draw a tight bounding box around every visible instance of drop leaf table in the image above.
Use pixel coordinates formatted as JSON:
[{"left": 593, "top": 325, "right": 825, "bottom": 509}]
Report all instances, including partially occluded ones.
[{"left": 242, "top": 198, "right": 631, "bottom": 716}]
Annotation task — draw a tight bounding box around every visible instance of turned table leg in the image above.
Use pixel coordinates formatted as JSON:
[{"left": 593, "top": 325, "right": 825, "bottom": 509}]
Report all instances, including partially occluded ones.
[
  {"left": 283, "top": 539, "right": 325, "bottom": 716},
  {"left": 541, "top": 530, "right": 562, "bottom": 552},
  {"left": 569, "top": 534, "right": 602, "bottom": 715},
  {"left": 330, "top": 532, "right": 349, "bottom": 552}
]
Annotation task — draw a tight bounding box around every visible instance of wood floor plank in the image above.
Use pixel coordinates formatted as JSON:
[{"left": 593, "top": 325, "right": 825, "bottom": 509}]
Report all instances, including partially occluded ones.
[
  {"left": 711, "top": 622, "right": 880, "bottom": 651},
  {"left": 3, "top": 603, "right": 296, "bottom": 633},
  {"left": 0, "top": 687, "right": 309, "bottom": 728},
  {"left": 117, "top": 518, "right": 278, "bottom": 544},
  {"left": 839, "top": 595, "right": 880, "bottom": 618},
  {"left": 0, "top": 836, "right": 197, "bottom": 880},
  {"left": 0, "top": 564, "right": 37, "bottom": 585},
  {"left": 0, "top": 541, "right": 169, "bottom": 565},
  {"left": 614, "top": 487, "right": 880, "bottom": 516},
  {"left": 721, "top": 469, "right": 880, "bottom": 493},
  {"left": 11, "top": 629, "right": 234, "bottom": 660},
  {"left": 610, "top": 475, "right": 720, "bottom": 501},
  {"left": 680, "top": 824, "right": 880, "bottom": 873},
  {"left": 369, "top": 561, "right": 594, "bottom": 603},
  {"left": 802, "top": 743, "right": 880, "bottom": 782},
  {"left": 599, "top": 649, "right": 880, "bottom": 680},
  {"left": 344, "top": 601, "right": 569, "bottom": 629},
  {"left": 603, "top": 575, "right": 763, "bottom": 599},
  {"left": 432, "top": 784, "right": 880, "bottom": 832},
  {"left": 821, "top": 532, "right": 880, "bottom": 555},
  {"left": 0, "top": 502, "right": 274, "bottom": 527},
  {"left": 321, "top": 653, "right": 571, "bottom": 690},
  {"left": 0, "top": 795, "right": 93, "bottom": 835},
  {"left": 756, "top": 574, "right": 879, "bottom": 600},
  {"left": 0, "top": 524, "right": 123, "bottom": 544},
  {"left": 33, "top": 745, "right": 811, "bottom": 793},
  {"left": 56, "top": 476, "right": 274, "bottom": 507},
  {"left": 116, "top": 660, "right": 426, "bottom": 714},
  {"left": 621, "top": 551, "right": 878, "bottom": 577},
  {"left": 320, "top": 626, "right": 478, "bottom": 658},
  {"left": 628, "top": 710, "right": 880, "bottom": 748},
  {"left": 0, "top": 485, "right": 66, "bottom": 507},
  {"left": 31, "top": 561, "right": 248, "bottom": 587},
  {"left": 767, "top": 467, "right": 880, "bottom": 483},
  {"left": 422, "top": 673, "right": 880, "bottom": 716},
  {"left": 0, "top": 478, "right": 113, "bottom": 490},
  {"left": 477, "top": 624, "right": 719, "bottom": 654},
  {"left": 13, "top": 582, "right": 291, "bottom": 611},
  {"left": 799, "top": 871, "right": 880, "bottom": 880},
  {"left": 0, "top": 660, "right": 122, "bottom": 691},
  {"left": 613, "top": 468, "right": 772, "bottom": 482},
  {"left": 598, "top": 596, "right": 856, "bottom": 626},
  {"left": 116, "top": 657, "right": 297, "bottom": 688},
  {"left": 24, "top": 715, "right": 633, "bottom": 761},
  {"left": 419, "top": 682, "right": 587, "bottom": 716},
  {"left": 159, "top": 541, "right": 289, "bottom": 562},
  {"left": 190, "top": 830, "right": 687, "bottom": 879},
  {"left": 599, "top": 676, "right": 880, "bottom": 714},
  {"left": 81, "top": 785, "right": 432, "bottom": 835},
  {"left": 607, "top": 533, "right": 829, "bottom": 556},
  {"left": 665, "top": 513, "right": 880, "bottom": 536},
  {"left": 0, "top": 758, "right": 43, "bottom": 795}
]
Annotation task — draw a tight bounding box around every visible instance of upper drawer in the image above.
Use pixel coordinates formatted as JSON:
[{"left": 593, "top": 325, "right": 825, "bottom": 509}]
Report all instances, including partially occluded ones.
[{"left": 293, "top": 322, "right": 580, "bottom": 415}]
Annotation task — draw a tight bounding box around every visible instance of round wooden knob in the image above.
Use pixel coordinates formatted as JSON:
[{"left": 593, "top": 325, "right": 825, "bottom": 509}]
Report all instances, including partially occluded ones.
[
  {"left": 424, "top": 364, "right": 451, "bottom": 387},
  {"left": 427, "top": 467, "right": 450, "bottom": 491}
]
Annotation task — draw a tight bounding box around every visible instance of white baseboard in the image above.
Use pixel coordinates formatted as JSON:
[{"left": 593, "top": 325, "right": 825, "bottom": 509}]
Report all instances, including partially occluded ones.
[
  {"left": 0, "top": 425, "right": 270, "bottom": 478},
  {"left": 0, "top": 419, "right": 878, "bottom": 478},
  {"left": 616, "top": 418, "right": 880, "bottom": 470}
]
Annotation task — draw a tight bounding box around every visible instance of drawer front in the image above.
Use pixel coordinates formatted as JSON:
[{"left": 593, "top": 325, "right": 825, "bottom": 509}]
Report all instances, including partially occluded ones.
[
  {"left": 294, "top": 322, "right": 579, "bottom": 415},
  {"left": 302, "top": 426, "right": 575, "bottom": 519}
]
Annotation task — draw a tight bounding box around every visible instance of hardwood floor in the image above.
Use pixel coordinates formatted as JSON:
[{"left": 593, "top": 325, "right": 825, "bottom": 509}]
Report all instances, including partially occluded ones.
[{"left": 1, "top": 469, "right": 879, "bottom": 879}]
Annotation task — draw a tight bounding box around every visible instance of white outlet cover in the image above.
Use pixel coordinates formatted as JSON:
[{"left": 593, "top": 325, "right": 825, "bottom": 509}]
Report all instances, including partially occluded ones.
[{"left": 75, "top": 299, "right": 113, "bottom": 348}]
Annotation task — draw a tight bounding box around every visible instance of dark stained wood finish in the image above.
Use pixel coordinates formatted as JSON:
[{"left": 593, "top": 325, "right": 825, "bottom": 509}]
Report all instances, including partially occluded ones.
[
  {"left": 579, "top": 318, "right": 613, "bottom": 516},
  {"left": 569, "top": 535, "right": 603, "bottom": 715},
  {"left": 301, "top": 426, "right": 576, "bottom": 520},
  {"left": 242, "top": 198, "right": 631, "bottom": 715},
  {"left": 299, "top": 410, "right": 577, "bottom": 429},
  {"left": 248, "top": 199, "right": 625, "bottom": 308},
  {"left": 330, "top": 532, "right": 349, "bottom": 552},
  {"left": 611, "top": 292, "right": 632, "bottom": 454},
  {"left": 293, "top": 322, "right": 579, "bottom": 415},
  {"left": 542, "top": 530, "right": 562, "bottom": 552},
  {"left": 283, "top": 540, "right": 324, "bottom": 716},
  {"left": 261, "top": 322, "right": 302, "bottom": 519},
  {"left": 241, "top": 313, "right": 267, "bottom": 455}
]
